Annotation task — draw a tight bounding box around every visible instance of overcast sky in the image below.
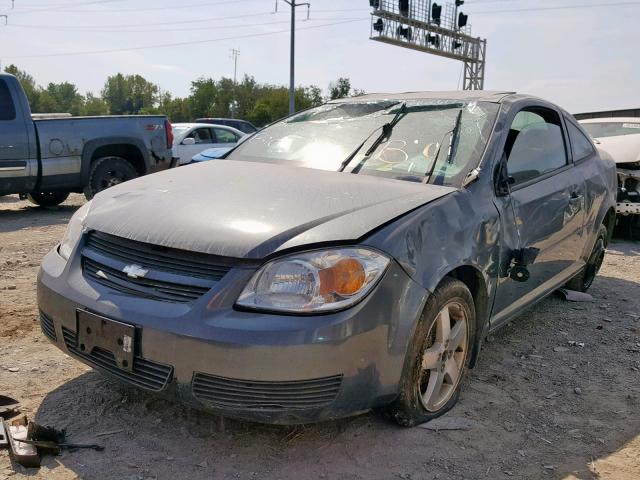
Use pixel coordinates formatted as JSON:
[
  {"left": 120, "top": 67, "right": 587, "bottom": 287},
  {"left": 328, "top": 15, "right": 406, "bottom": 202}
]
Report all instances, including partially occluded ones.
[{"left": 0, "top": 0, "right": 638, "bottom": 113}]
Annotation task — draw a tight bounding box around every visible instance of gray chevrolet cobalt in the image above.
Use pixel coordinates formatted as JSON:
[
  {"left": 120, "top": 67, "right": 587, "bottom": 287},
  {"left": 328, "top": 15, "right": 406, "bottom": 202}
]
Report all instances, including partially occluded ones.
[{"left": 38, "top": 91, "right": 616, "bottom": 426}]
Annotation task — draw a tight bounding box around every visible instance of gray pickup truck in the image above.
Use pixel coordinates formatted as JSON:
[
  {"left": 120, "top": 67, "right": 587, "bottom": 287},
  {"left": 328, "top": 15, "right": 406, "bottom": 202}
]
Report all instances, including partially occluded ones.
[{"left": 0, "top": 73, "right": 174, "bottom": 206}]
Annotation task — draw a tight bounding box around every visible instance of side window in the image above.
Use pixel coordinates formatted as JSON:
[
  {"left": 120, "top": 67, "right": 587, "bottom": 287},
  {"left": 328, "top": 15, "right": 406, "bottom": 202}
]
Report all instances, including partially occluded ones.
[
  {"left": 187, "top": 128, "right": 213, "bottom": 144},
  {"left": 213, "top": 128, "right": 238, "bottom": 144},
  {"left": 0, "top": 80, "right": 17, "bottom": 121},
  {"left": 566, "top": 120, "right": 595, "bottom": 161},
  {"left": 505, "top": 108, "right": 567, "bottom": 185}
]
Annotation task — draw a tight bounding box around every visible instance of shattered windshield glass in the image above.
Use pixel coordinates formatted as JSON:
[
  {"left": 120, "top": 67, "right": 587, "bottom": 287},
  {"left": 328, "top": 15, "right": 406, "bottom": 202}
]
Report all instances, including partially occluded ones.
[{"left": 227, "top": 99, "right": 499, "bottom": 187}]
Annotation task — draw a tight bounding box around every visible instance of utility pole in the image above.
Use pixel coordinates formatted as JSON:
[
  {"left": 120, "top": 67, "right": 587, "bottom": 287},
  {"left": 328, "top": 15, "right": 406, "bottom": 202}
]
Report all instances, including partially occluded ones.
[
  {"left": 277, "top": 0, "right": 310, "bottom": 115},
  {"left": 230, "top": 48, "right": 240, "bottom": 119}
]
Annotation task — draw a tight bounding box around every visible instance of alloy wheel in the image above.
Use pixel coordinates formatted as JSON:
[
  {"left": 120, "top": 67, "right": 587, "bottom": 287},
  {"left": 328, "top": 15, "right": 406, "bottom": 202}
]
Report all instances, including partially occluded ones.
[{"left": 418, "top": 301, "right": 469, "bottom": 412}]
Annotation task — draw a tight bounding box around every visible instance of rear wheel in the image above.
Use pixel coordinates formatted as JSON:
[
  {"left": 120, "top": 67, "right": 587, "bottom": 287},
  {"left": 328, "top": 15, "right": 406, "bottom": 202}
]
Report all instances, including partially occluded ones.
[
  {"left": 566, "top": 224, "right": 607, "bottom": 292},
  {"left": 27, "top": 190, "right": 69, "bottom": 207},
  {"left": 84, "top": 156, "right": 138, "bottom": 200},
  {"left": 387, "top": 277, "right": 475, "bottom": 427}
]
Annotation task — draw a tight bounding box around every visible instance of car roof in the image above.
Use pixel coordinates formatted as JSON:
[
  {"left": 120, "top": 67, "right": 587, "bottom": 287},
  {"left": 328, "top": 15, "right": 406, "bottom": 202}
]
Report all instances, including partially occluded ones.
[
  {"left": 327, "top": 90, "right": 518, "bottom": 104},
  {"left": 580, "top": 117, "right": 640, "bottom": 123},
  {"left": 172, "top": 123, "right": 215, "bottom": 128},
  {"left": 172, "top": 123, "right": 245, "bottom": 135},
  {"left": 197, "top": 117, "right": 252, "bottom": 123}
]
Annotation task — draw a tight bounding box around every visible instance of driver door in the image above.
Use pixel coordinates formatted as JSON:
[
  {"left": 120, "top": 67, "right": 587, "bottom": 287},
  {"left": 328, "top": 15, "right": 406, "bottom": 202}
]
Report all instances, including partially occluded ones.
[{"left": 492, "top": 107, "right": 587, "bottom": 325}]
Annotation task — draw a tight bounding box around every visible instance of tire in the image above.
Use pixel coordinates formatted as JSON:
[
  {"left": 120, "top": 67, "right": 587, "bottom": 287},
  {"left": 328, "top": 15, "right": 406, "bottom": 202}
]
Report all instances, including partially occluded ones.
[
  {"left": 386, "top": 277, "right": 476, "bottom": 427},
  {"left": 83, "top": 156, "right": 138, "bottom": 200},
  {"left": 565, "top": 224, "right": 607, "bottom": 292},
  {"left": 27, "top": 190, "right": 69, "bottom": 207}
]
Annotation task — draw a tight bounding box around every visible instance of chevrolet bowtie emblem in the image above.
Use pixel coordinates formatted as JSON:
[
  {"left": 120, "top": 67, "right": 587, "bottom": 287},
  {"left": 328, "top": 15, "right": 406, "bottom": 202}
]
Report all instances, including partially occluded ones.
[{"left": 122, "top": 264, "right": 149, "bottom": 279}]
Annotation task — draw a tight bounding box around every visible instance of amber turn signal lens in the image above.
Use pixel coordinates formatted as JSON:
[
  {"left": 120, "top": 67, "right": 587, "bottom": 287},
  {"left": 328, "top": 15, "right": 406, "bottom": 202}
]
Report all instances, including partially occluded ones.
[{"left": 319, "top": 258, "right": 366, "bottom": 296}]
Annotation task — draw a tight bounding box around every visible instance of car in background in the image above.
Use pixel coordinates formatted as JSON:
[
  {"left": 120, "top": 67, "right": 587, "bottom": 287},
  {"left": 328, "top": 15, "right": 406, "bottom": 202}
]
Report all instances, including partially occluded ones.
[
  {"left": 172, "top": 123, "right": 245, "bottom": 166},
  {"left": 190, "top": 147, "right": 234, "bottom": 163},
  {"left": 0, "top": 73, "right": 173, "bottom": 206},
  {"left": 580, "top": 118, "right": 640, "bottom": 235},
  {"left": 195, "top": 118, "right": 258, "bottom": 134}
]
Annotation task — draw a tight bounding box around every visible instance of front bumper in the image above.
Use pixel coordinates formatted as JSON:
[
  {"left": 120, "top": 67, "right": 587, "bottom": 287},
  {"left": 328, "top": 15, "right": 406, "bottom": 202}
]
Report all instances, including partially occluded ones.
[
  {"left": 617, "top": 168, "right": 640, "bottom": 216},
  {"left": 37, "top": 246, "right": 428, "bottom": 424}
]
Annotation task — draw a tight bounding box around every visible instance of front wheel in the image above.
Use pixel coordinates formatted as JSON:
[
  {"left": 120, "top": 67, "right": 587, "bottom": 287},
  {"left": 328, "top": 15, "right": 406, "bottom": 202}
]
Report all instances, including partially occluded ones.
[
  {"left": 387, "top": 277, "right": 476, "bottom": 427},
  {"left": 27, "top": 190, "right": 69, "bottom": 207},
  {"left": 84, "top": 156, "right": 138, "bottom": 200}
]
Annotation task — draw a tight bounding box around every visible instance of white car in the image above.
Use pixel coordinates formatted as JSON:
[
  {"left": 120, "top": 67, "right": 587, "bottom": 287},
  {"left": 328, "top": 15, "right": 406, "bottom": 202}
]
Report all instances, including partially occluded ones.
[
  {"left": 580, "top": 118, "right": 640, "bottom": 219},
  {"left": 172, "top": 123, "right": 245, "bottom": 165}
]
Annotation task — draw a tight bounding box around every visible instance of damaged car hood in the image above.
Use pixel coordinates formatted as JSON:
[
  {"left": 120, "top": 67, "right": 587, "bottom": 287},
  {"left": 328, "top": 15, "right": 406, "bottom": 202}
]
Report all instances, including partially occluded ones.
[{"left": 84, "top": 160, "right": 455, "bottom": 259}]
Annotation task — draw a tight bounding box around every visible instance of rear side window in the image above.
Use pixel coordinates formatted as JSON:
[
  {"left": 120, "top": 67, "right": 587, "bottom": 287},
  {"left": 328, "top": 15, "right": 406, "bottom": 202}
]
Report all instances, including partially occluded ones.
[
  {"left": 213, "top": 128, "right": 238, "bottom": 143},
  {"left": 187, "top": 128, "right": 214, "bottom": 144},
  {"left": 0, "top": 79, "right": 17, "bottom": 121},
  {"left": 566, "top": 120, "right": 595, "bottom": 161},
  {"left": 234, "top": 121, "right": 255, "bottom": 133},
  {"left": 505, "top": 108, "right": 568, "bottom": 185}
]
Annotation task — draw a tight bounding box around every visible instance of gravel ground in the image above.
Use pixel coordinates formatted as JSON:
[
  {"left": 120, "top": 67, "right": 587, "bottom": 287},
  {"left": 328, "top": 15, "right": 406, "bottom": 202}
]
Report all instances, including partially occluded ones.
[{"left": 1, "top": 194, "right": 639, "bottom": 480}]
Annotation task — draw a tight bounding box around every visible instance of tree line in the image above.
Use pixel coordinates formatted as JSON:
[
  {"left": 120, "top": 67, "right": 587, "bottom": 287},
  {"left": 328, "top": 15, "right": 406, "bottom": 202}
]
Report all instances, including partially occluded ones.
[{"left": 3, "top": 65, "right": 362, "bottom": 126}]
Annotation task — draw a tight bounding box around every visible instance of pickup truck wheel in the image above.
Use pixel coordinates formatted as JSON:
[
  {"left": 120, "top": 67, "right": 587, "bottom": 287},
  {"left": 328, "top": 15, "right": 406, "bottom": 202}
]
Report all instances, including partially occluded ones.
[
  {"left": 27, "top": 191, "right": 69, "bottom": 207},
  {"left": 565, "top": 224, "right": 607, "bottom": 292},
  {"left": 386, "top": 277, "right": 475, "bottom": 427},
  {"left": 84, "top": 156, "right": 138, "bottom": 200}
]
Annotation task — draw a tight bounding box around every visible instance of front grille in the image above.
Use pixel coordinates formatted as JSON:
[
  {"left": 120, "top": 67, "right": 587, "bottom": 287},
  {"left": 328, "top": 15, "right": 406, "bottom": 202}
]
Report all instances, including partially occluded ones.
[
  {"left": 84, "top": 258, "right": 209, "bottom": 303},
  {"left": 62, "top": 327, "right": 173, "bottom": 392},
  {"left": 192, "top": 373, "right": 343, "bottom": 410},
  {"left": 82, "top": 231, "right": 232, "bottom": 303},
  {"left": 39, "top": 311, "right": 56, "bottom": 341}
]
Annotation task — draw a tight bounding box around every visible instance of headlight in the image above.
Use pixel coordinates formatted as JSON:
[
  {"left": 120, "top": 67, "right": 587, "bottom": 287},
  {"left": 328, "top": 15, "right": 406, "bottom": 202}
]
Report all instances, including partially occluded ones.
[
  {"left": 236, "top": 248, "right": 390, "bottom": 313},
  {"left": 59, "top": 202, "right": 91, "bottom": 261}
]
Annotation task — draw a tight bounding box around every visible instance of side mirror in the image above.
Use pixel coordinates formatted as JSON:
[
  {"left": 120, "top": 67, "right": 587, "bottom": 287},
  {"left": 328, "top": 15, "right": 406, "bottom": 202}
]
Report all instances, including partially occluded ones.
[
  {"left": 494, "top": 155, "right": 514, "bottom": 196},
  {"left": 182, "top": 137, "right": 196, "bottom": 146}
]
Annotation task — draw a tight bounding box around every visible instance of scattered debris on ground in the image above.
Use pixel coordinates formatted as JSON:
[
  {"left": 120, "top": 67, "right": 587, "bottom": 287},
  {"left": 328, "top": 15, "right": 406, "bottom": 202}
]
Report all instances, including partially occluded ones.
[{"left": 418, "top": 416, "right": 480, "bottom": 431}]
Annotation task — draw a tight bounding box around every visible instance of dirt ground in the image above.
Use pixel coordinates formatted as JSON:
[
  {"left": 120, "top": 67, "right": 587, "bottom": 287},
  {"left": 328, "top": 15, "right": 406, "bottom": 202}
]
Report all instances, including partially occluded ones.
[{"left": 1, "top": 194, "right": 639, "bottom": 480}]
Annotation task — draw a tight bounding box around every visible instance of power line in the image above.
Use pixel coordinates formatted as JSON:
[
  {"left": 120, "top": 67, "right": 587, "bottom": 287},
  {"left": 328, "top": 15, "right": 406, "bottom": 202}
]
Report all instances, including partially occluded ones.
[
  {"left": 6, "top": 16, "right": 360, "bottom": 33},
  {"left": 7, "top": 11, "right": 278, "bottom": 29},
  {"left": 4, "top": 18, "right": 367, "bottom": 59},
  {"left": 9, "top": 0, "right": 263, "bottom": 14},
  {"left": 10, "top": 0, "right": 126, "bottom": 14}
]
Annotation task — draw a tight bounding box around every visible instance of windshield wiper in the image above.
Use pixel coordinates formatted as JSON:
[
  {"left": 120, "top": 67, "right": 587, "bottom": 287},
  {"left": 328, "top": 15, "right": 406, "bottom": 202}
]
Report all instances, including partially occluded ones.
[
  {"left": 424, "top": 108, "right": 464, "bottom": 184},
  {"left": 339, "top": 103, "right": 407, "bottom": 173},
  {"left": 344, "top": 103, "right": 466, "bottom": 175}
]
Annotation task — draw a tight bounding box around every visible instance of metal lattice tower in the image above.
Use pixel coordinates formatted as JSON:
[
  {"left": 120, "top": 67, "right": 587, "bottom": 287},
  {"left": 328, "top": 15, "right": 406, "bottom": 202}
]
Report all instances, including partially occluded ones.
[{"left": 369, "top": 0, "right": 487, "bottom": 90}]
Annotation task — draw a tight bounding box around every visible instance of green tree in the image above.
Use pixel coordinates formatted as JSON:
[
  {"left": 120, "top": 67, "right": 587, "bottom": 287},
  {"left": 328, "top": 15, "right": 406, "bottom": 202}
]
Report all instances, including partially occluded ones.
[
  {"left": 189, "top": 77, "right": 217, "bottom": 118},
  {"left": 82, "top": 93, "right": 109, "bottom": 116},
  {"left": 304, "top": 85, "right": 324, "bottom": 107},
  {"left": 102, "top": 73, "right": 158, "bottom": 114},
  {"left": 44, "top": 82, "right": 84, "bottom": 115},
  {"left": 329, "top": 77, "right": 352, "bottom": 100},
  {"left": 156, "top": 91, "right": 192, "bottom": 123},
  {"left": 3, "top": 64, "right": 40, "bottom": 111}
]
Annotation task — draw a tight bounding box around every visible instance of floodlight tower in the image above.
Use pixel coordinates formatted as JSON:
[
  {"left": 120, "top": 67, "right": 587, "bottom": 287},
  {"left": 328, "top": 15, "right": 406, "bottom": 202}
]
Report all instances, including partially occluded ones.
[{"left": 368, "top": 0, "right": 487, "bottom": 90}]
